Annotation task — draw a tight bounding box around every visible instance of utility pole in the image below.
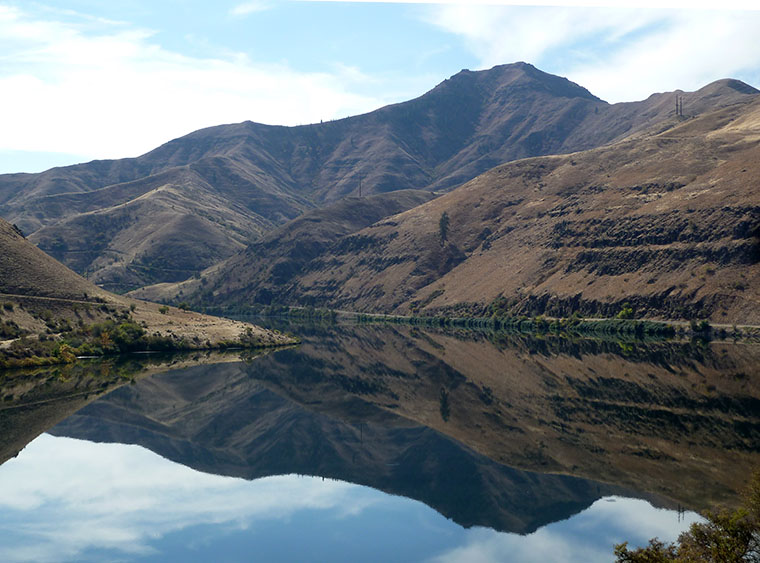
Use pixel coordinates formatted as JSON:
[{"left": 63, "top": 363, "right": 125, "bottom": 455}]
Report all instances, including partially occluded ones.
[{"left": 358, "top": 173, "right": 363, "bottom": 197}]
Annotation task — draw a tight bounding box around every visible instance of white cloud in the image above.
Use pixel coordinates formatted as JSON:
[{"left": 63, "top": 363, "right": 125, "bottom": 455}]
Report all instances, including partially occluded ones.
[
  {"left": 230, "top": 1, "right": 270, "bottom": 16},
  {"left": 0, "top": 4, "right": 386, "bottom": 162},
  {"left": 568, "top": 10, "right": 760, "bottom": 101},
  {"left": 425, "top": 5, "right": 760, "bottom": 102},
  {"left": 303, "top": 0, "right": 760, "bottom": 8}
]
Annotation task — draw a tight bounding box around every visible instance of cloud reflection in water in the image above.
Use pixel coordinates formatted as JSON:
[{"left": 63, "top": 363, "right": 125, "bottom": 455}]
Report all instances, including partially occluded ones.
[{"left": 0, "top": 434, "right": 700, "bottom": 562}]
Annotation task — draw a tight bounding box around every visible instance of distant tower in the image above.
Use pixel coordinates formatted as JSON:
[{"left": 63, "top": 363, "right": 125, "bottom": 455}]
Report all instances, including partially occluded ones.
[{"left": 358, "top": 173, "right": 363, "bottom": 197}]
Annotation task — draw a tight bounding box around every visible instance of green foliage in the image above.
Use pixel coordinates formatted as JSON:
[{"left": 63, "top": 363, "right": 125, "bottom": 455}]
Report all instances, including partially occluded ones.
[
  {"left": 614, "top": 539, "right": 676, "bottom": 562},
  {"left": 614, "top": 470, "right": 760, "bottom": 562},
  {"left": 439, "top": 211, "right": 449, "bottom": 245},
  {"left": 617, "top": 303, "right": 634, "bottom": 320},
  {"left": 53, "top": 343, "right": 77, "bottom": 363},
  {"left": 2, "top": 319, "right": 174, "bottom": 368},
  {"left": 0, "top": 320, "right": 24, "bottom": 339},
  {"left": 159, "top": 305, "right": 170, "bottom": 314},
  {"left": 355, "top": 306, "right": 677, "bottom": 340},
  {"left": 690, "top": 319, "right": 712, "bottom": 333}
]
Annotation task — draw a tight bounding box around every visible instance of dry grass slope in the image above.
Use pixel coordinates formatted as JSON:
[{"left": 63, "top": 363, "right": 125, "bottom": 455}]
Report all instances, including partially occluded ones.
[
  {"left": 190, "top": 97, "right": 760, "bottom": 324},
  {"left": 0, "top": 217, "right": 294, "bottom": 360},
  {"left": 1, "top": 64, "right": 755, "bottom": 292}
]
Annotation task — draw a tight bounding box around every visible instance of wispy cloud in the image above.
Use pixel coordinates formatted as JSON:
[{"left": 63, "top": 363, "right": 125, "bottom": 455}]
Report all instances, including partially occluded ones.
[
  {"left": 424, "top": 5, "right": 760, "bottom": 102},
  {"left": 229, "top": 1, "right": 271, "bottom": 16},
  {"left": 0, "top": 4, "right": 385, "bottom": 162},
  {"left": 298, "top": 0, "right": 760, "bottom": 8}
]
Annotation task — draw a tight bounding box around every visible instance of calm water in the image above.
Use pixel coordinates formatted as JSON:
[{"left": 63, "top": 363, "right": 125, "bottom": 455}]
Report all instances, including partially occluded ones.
[{"left": 1, "top": 322, "right": 758, "bottom": 562}]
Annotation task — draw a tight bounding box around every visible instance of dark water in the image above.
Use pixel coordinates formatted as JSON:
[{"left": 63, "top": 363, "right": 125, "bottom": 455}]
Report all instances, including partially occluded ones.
[{"left": 1, "top": 322, "right": 759, "bottom": 562}]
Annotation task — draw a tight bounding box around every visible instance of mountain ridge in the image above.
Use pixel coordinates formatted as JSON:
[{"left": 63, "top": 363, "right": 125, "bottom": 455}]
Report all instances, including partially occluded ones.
[
  {"left": 2, "top": 63, "right": 756, "bottom": 292},
  {"left": 168, "top": 94, "right": 760, "bottom": 323}
]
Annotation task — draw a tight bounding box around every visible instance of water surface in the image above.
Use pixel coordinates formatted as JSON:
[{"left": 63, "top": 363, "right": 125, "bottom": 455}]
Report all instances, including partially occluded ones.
[{"left": 1, "top": 323, "right": 758, "bottom": 561}]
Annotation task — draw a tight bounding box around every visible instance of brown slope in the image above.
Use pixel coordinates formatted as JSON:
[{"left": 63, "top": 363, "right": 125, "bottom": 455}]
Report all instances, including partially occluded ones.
[
  {"left": 130, "top": 189, "right": 436, "bottom": 304},
  {"left": 0, "top": 217, "right": 292, "bottom": 348},
  {"left": 21, "top": 157, "right": 315, "bottom": 292},
  {"left": 196, "top": 96, "right": 760, "bottom": 323},
  {"left": 0, "top": 219, "right": 105, "bottom": 301},
  {"left": 1, "top": 64, "right": 756, "bottom": 293}
]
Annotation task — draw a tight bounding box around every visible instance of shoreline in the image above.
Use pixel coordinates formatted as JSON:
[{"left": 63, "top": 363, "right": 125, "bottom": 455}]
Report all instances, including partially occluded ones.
[{"left": 204, "top": 304, "right": 760, "bottom": 341}]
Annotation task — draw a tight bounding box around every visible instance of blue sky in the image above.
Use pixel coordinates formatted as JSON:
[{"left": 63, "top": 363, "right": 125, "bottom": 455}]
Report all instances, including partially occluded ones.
[{"left": 1, "top": 0, "right": 759, "bottom": 173}]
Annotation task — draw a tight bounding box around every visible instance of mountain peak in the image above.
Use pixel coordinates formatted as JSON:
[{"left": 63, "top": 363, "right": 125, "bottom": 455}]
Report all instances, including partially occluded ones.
[
  {"left": 439, "top": 62, "right": 601, "bottom": 102},
  {"left": 696, "top": 78, "right": 759, "bottom": 97}
]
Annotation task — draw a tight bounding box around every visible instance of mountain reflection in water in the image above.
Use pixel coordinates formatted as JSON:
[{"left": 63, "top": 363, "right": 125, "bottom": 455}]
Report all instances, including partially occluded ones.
[{"left": 1, "top": 323, "right": 758, "bottom": 560}]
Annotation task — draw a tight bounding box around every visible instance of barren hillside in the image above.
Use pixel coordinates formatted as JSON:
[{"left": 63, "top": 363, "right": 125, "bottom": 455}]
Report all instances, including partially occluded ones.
[
  {"left": 2, "top": 63, "right": 755, "bottom": 291},
  {"left": 0, "top": 217, "right": 294, "bottom": 358},
  {"left": 189, "top": 97, "right": 760, "bottom": 324}
]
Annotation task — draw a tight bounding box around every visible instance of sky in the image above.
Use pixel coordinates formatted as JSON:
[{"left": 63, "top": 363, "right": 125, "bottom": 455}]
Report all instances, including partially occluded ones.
[{"left": 1, "top": 0, "right": 759, "bottom": 173}]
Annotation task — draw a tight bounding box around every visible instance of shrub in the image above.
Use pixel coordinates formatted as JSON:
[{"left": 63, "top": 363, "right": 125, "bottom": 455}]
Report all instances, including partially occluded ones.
[
  {"left": 617, "top": 303, "right": 634, "bottom": 320},
  {"left": 615, "top": 470, "right": 760, "bottom": 562},
  {"left": 53, "top": 343, "right": 77, "bottom": 363}
]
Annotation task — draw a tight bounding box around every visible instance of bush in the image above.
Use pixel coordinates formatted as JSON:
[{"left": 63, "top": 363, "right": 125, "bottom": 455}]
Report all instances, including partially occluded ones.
[
  {"left": 617, "top": 303, "right": 634, "bottom": 320},
  {"left": 690, "top": 319, "right": 711, "bottom": 333},
  {"left": 615, "top": 470, "right": 760, "bottom": 562}
]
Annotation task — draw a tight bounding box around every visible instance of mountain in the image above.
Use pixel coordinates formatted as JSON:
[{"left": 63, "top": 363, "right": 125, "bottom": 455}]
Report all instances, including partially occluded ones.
[
  {"left": 0, "top": 216, "right": 293, "bottom": 358},
  {"left": 182, "top": 93, "right": 760, "bottom": 323},
  {"left": 1, "top": 63, "right": 755, "bottom": 292},
  {"left": 129, "top": 189, "right": 435, "bottom": 303}
]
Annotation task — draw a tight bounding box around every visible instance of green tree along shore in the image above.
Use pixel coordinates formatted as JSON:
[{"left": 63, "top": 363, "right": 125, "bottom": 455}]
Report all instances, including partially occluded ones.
[{"left": 615, "top": 470, "right": 760, "bottom": 562}]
